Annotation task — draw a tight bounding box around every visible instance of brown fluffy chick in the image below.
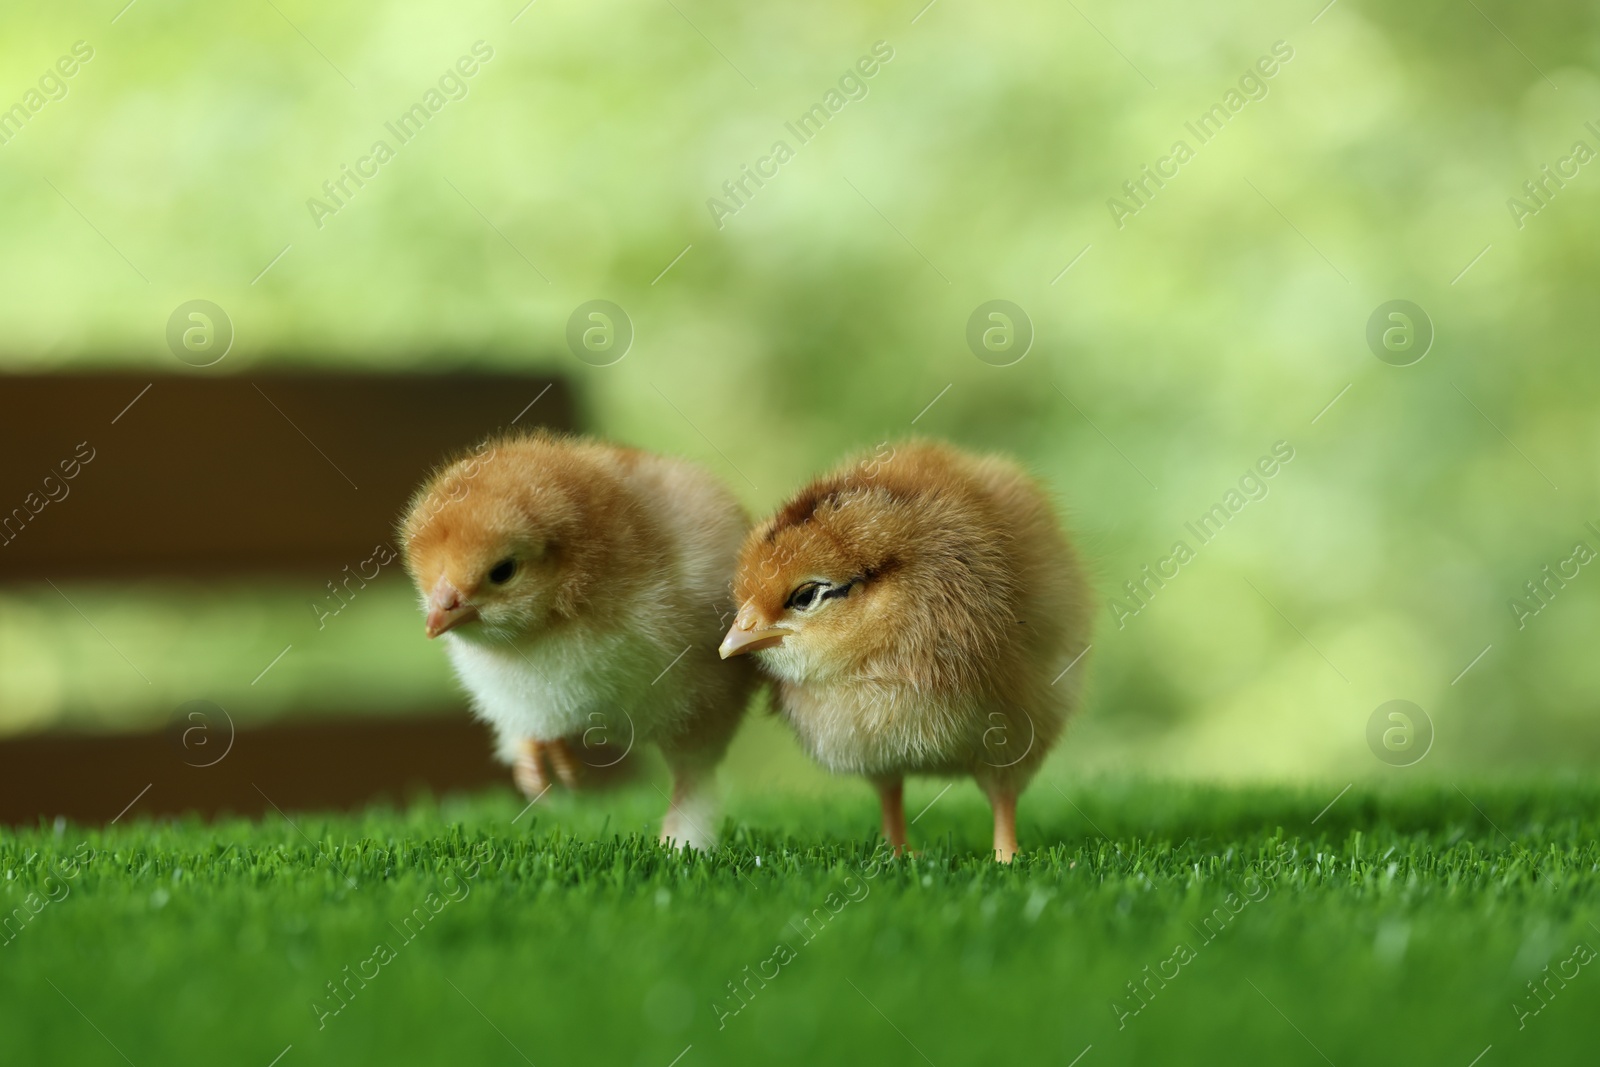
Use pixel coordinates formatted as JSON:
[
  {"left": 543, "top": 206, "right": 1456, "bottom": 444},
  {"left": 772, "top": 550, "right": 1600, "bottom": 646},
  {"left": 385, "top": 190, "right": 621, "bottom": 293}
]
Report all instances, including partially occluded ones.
[
  {"left": 719, "top": 440, "right": 1091, "bottom": 861},
  {"left": 400, "top": 431, "right": 758, "bottom": 850}
]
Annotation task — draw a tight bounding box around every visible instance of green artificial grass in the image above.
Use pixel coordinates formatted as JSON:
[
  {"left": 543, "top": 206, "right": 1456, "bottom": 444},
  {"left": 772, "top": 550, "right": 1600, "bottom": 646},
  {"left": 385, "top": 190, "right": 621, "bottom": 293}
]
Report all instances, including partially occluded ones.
[{"left": 3, "top": 779, "right": 1599, "bottom": 1065}]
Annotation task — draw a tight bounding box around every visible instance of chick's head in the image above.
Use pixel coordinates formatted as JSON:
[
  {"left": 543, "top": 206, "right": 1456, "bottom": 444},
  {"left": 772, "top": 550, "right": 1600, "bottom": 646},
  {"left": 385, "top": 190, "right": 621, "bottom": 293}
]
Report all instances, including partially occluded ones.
[
  {"left": 720, "top": 483, "right": 908, "bottom": 682},
  {"left": 399, "top": 442, "right": 578, "bottom": 643}
]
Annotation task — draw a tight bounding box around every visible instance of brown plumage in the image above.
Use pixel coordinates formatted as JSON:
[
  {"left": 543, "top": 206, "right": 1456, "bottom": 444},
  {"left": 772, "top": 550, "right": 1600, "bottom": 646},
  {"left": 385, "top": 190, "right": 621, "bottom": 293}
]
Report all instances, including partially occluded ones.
[
  {"left": 719, "top": 440, "right": 1092, "bottom": 860},
  {"left": 399, "top": 430, "right": 758, "bottom": 850}
]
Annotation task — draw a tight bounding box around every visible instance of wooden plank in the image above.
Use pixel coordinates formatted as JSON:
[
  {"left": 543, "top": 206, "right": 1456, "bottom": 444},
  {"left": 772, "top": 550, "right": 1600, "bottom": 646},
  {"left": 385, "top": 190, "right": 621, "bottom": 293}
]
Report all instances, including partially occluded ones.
[
  {"left": 0, "top": 714, "right": 641, "bottom": 825},
  {"left": 0, "top": 714, "right": 501, "bottom": 825},
  {"left": 0, "top": 373, "right": 573, "bottom": 578}
]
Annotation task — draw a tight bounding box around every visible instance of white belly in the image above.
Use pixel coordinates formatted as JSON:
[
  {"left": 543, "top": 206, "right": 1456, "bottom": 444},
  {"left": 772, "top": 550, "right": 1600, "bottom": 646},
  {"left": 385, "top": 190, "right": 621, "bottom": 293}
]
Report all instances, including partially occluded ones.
[{"left": 444, "top": 625, "right": 677, "bottom": 763}]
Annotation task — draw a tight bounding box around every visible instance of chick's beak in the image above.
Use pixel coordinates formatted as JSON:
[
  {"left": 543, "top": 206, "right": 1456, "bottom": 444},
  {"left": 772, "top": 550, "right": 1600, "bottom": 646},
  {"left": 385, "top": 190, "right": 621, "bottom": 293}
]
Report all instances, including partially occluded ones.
[
  {"left": 719, "top": 604, "right": 789, "bottom": 659},
  {"left": 424, "top": 578, "right": 480, "bottom": 638}
]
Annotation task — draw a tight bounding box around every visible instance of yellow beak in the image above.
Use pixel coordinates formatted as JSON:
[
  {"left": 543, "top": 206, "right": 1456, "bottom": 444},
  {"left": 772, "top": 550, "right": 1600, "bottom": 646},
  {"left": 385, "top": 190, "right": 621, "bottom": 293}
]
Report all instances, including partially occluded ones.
[
  {"left": 425, "top": 578, "right": 480, "bottom": 639},
  {"left": 718, "top": 605, "right": 789, "bottom": 659},
  {"left": 719, "top": 626, "right": 788, "bottom": 659}
]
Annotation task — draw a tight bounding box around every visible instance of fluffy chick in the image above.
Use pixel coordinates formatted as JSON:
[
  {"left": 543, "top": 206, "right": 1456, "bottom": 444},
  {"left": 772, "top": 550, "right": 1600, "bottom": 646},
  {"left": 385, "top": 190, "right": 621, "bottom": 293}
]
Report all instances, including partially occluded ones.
[
  {"left": 720, "top": 440, "right": 1091, "bottom": 861},
  {"left": 400, "top": 431, "right": 758, "bottom": 850}
]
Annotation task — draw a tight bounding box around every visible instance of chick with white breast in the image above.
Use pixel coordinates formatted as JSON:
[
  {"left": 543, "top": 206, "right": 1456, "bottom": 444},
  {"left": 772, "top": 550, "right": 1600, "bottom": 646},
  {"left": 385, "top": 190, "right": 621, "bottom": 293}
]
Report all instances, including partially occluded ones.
[{"left": 400, "top": 431, "right": 758, "bottom": 850}]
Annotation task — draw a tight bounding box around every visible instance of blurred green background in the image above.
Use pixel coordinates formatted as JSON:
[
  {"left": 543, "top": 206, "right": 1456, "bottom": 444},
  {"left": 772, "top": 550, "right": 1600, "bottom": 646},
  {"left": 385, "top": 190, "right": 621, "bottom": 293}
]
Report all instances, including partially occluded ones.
[{"left": 2, "top": 0, "right": 1598, "bottom": 785}]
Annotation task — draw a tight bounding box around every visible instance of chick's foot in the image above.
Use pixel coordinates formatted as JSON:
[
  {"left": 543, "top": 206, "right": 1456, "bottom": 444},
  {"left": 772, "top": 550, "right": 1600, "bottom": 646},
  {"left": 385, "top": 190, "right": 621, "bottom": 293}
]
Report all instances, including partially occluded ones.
[
  {"left": 514, "top": 738, "right": 551, "bottom": 799},
  {"left": 546, "top": 737, "right": 583, "bottom": 789}
]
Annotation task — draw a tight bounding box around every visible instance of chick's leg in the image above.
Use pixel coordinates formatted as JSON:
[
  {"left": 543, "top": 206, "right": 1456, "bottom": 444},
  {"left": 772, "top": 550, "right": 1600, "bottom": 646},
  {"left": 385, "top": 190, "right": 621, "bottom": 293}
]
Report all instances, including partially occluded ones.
[
  {"left": 657, "top": 682, "right": 746, "bottom": 852},
  {"left": 513, "top": 738, "right": 550, "bottom": 799},
  {"left": 545, "top": 737, "right": 583, "bottom": 790},
  {"left": 874, "top": 777, "right": 909, "bottom": 854},
  {"left": 988, "top": 786, "right": 1019, "bottom": 863},
  {"left": 659, "top": 762, "right": 718, "bottom": 852}
]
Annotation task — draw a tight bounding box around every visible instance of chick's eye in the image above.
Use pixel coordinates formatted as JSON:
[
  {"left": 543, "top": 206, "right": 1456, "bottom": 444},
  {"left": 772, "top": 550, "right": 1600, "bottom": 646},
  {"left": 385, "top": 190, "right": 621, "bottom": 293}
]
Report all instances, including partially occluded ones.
[
  {"left": 488, "top": 558, "right": 517, "bottom": 585},
  {"left": 786, "top": 582, "right": 823, "bottom": 611}
]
